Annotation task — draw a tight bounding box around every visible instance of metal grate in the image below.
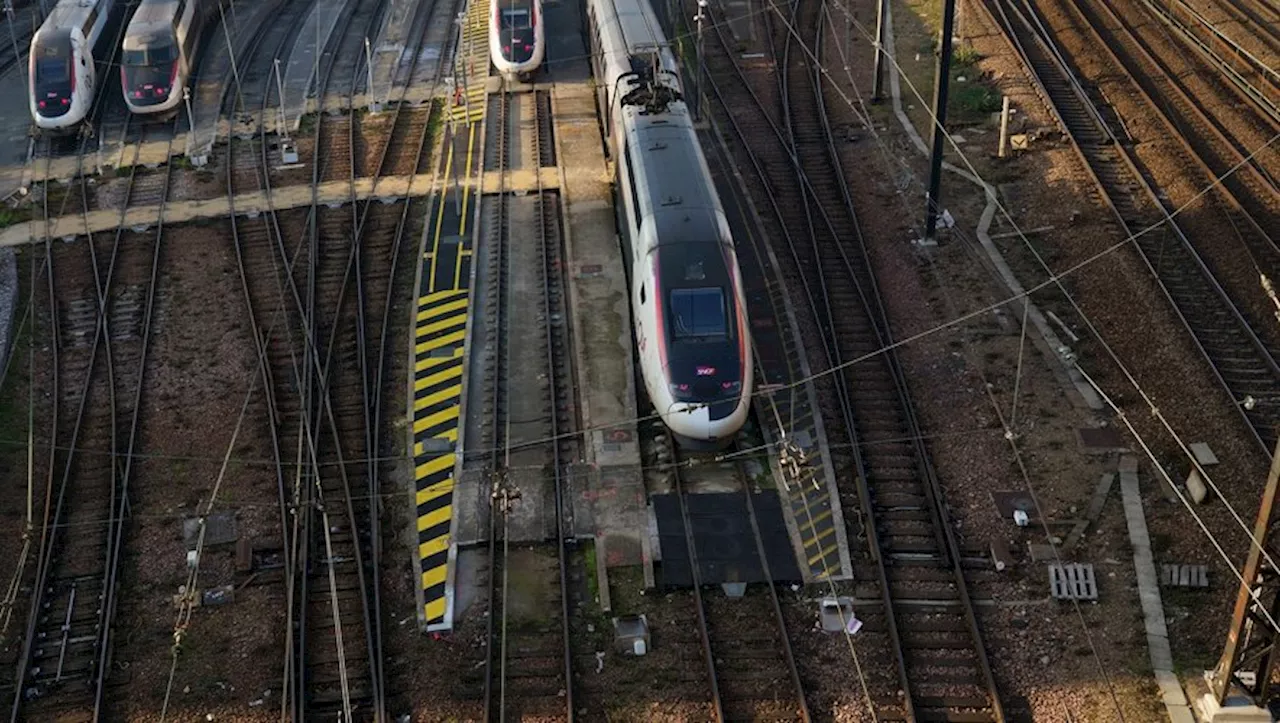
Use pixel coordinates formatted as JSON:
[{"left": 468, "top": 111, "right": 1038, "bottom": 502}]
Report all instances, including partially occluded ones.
[
  {"left": 1161, "top": 564, "right": 1209, "bottom": 588},
  {"left": 1049, "top": 563, "right": 1098, "bottom": 600}
]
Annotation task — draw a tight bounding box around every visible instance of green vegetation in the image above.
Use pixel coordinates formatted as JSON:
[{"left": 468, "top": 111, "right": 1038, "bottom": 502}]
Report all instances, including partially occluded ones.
[
  {"left": 0, "top": 206, "right": 32, "bottom": 229},
  {"left": 947, "top": 46, "right": 1002, "bottom": 119}
]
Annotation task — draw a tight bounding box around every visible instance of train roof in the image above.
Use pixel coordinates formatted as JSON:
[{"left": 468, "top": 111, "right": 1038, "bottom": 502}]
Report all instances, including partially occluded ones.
[
  {"left": 124, "top": 0, "right": 180, "bottom": 45},
  {"left": 606, "top": 0, "right": 666, "bottom": 54},
  {"left": 627, "top": 114, "right": 721, "bottom": 238},
  {"left": 42, "top": 0, "right": 102, "bottom": 31}
]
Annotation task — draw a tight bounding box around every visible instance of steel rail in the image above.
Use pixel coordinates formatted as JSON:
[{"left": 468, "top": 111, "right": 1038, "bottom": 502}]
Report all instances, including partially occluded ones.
[
  {"left": 704, "top": 0, "right": 1005, "bottom": 718},
  {"left": 8, "top": 10, "right": 159, "bottom": 708},
  {"left": 990, "top": 0, "right": 1280, "bottom": 452},
  {"left": 531, "top": 73, "right": 578, "bottom": 723},
  {"left": 1144, "top": 0, "right": 1279, "bottom": 126},
  {"left": 704, "top": 5, "right": 911, "bottom": 717},
  {"left": 285, "top": 0, "right": 396, "bottom": 716},
  {"left": 1080, "top": 0, "right": 1278, "bottom": 219},
  {"left": 482, "top": 85, "right": 513, "bottom": 723},
  {"left": 216, "top": 3, "right": 323, "bottom": 716}
]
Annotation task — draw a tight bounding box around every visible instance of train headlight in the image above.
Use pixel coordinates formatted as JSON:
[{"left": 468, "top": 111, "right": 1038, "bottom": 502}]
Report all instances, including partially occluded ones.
[
  {"left": 720, "top": 381, "right": 741, "bottom": 394},
  {"left": 37, "top": 101, "right": 45, "bottom": 109},
  {"left": 60, "top": 98, "right": 68, "bottom": 105}
]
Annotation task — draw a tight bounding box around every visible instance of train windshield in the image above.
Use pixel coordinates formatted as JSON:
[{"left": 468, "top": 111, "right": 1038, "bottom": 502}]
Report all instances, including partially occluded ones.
[
  {"left": 32, "top": 33, "right": 73, "bottom": 118},
  {"left": 669, "top": 288, "right": 728, "bottom": 340},
  {"left": 500, "top": 8, "right": 531, "bottom": 29},
  {"left": 123, "top": 42, "right": 178, "bottom": 104}
]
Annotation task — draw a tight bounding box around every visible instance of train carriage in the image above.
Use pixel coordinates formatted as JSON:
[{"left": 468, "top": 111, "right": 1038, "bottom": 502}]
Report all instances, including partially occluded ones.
[
  {"left": 29, "top": 0, "right": 119, "bottom": 132},
  {"left": 489, "top": 0, "right": 544, "bottom": 82},
  {"left": 586, "top": 0, "right": 753, "bottom": 449},
  {"left": 121, "top": 0, "right": 206, "bottom": 115}
]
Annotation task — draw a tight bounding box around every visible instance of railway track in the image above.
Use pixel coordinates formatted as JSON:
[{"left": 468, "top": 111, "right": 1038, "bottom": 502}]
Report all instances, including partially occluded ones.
[
  {"left": 1065, "top": 0, "right": 1279, "bottom": 223},
  {"left": 1142, "top": 0, "right": 1280, "bottom": 125},
  {"left": 703, "top": 0, "right": 1004, "bottom": 719},
  {"left": 662, "top": 439, "right": 809, "bottom": 722},
  {"left": 9, "top": 114, "right": 177, "bottom": 721},
  {"left": 985, "top": 0, "right": 1280, "bottom": 453},
  {"left": 473, "top": 81, "right": 578, "bottom": 722}
]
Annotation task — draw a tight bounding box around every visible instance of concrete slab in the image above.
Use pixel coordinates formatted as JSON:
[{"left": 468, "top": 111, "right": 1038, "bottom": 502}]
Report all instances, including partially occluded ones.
[
  {"left": 1119, "top": 455, "right": 1194, "bottom": 719},
  {"left": 548, "top": 0, "right": 645, "bottom": 568},
  {"left": 186, "top": 0, "right": 282, "bottom": 162},
  {"left": 281, "top": 0, "right": 348, "bottom": 130},
  {"left": 7, "top": 168, "right": 558, "bottom": 245}
]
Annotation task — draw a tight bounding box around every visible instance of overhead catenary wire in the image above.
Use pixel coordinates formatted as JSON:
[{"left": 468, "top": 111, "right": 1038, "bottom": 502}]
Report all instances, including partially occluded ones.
[{"left": 813, "top": 0, "right": 1280, "bottom": 602}]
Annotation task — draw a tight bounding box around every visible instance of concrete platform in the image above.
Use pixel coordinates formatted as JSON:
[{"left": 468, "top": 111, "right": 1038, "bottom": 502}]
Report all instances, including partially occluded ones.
[
  {"left": 6, "top": 167, "right": 557, "bottom": 245},
  {"left": 186, "top": 0, "right": 283, "bottom": 163},
  {"left": 549, "top": 0, "right": 647, "bottom": 569},
  {"left": 280, "top": 0, "right": 348, "bottom": 131},
  {"left": 408, "top": 0, "right": 491, "bottom": 633}
]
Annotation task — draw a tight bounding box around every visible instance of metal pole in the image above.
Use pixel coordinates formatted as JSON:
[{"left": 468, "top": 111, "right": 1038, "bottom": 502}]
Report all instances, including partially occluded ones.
[
  {"left": 923, "top": 0, "right": 956, "bottom": 243},
  {"left": 871, "top": 0, "right": 886, "bottom": 100},
  {"left": 998, "top": 95, "right": 1010, "bottom": 158},
  {"left": 5, "top": 1, "right": 21, "bottom": 91},
  {"left": 365, "top": 37, "right": 381, "bottom": 113},
  {"left": 275, "top": 58, "right": 290, "bottom": 141},
  {"left": 695, "top": 0, "right": 706, "bottom": 122}
]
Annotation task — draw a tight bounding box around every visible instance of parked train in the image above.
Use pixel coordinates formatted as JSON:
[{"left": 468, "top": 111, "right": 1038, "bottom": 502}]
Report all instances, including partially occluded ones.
[
  {"left": 489, "top": 0, "right": 543, "bottom": 82},
  {"left": 29, "top": 0, "right": 120, "bottom": 132},
  {"left": 586, "top": 0, "right": 752, "bottom": 449},
  {"left": 121, "top": 0, "right": 207, "bottom": 115}
]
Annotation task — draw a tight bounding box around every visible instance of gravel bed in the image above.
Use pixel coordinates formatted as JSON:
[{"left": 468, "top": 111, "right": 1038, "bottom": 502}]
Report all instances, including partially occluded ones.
[
  {"left": 806, "top": 0, "right": 1272, "bottom": 718},
  {"left": 109, "top": 224, "right": 284, "bottom": 722}
]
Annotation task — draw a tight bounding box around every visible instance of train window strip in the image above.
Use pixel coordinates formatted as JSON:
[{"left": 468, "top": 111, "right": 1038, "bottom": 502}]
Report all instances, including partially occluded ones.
[
  {"left": 80, "top": 6, "right": 99, "bottom": 38},
  {"left": 623, "top": 142, "right": 641, "bottom": 231}
]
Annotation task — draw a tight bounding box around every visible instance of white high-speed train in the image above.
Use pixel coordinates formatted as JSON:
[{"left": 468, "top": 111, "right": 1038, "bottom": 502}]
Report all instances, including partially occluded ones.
[
  {"left": 121, "top": 0, "right": 208, "bottom": 115},
  {"left": 489, "top": 0, "right": 544, "bottom": 82},
  {"left": 586, "top": 0, "right": 752, "bottom": 450},
  {"left": 29, "top": 0, "right": 120, "bottom": 132}
]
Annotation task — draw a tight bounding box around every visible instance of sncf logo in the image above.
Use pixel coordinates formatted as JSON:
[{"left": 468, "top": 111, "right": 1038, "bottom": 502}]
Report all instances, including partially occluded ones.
[{"left": 696, "top": 366, "right": 716, "bottom": 376}]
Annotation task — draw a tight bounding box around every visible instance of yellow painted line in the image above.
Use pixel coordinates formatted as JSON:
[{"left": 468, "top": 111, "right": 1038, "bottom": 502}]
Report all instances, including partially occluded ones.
[
  {"left": 416, "top": 480, "right": 454, "bottom": 506},
  {"left": 428, "top": 139, "right": 456, "bottom": 289},
  {"left": 415, "top": 363, "right": 464, "bottom": 392},
  {"left": 415, "top": 454, "right": 457, "bottom": 483},
  {"left": 422, "top": 565, "right": 448, "bottom": 589},
  {"left": 417, "top": 296, "right": 469, "bottom": 322},
  {"left": 415, "top": 383, "right": 462, "bottom": 413},
  {"left": 415, "top": 352, "right": 463, "bottom": 373},
  {"left": 424, "top": 597, "right": 447, "bottom": 622},
  {"left": 413, "top": 405, "right": 460, "bottom": 435},
  {"left": 458, "top": 121, "right": 478, "bottom": 236},
  {"left": 808, "top": 542, "right": 839, "bottom": 568},
  {"left": 797, "top": 507, "right": 834, "bottom": 532},
  {"left": 415, "top": 328, "right": 467, "bottom": 355},
  {"left": 417, "top": 504, "right": 454, "bottom": 533},
  {"left": 417, "top": 312, "right": 469, "bottom": 338},
  {"left": 414, "top": 441, "right": 423, "bottom": 456},
  {"left": 420, "top": 535, "right": 449, "bottom": 559}
]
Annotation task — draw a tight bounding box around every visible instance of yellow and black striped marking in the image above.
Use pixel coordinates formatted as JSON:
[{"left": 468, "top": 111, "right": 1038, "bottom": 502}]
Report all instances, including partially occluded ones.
[{"left": 412, "top": 0, "right": 489, "bottom": 630}]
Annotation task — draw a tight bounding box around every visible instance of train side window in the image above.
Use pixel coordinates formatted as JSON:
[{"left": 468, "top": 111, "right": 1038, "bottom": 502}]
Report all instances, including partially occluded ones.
[
  {"left": 623, "top": 142, "right": 641, "bottom": 230},
  {"left": 640, "top": 285, "right": 646, "bottom": 304}
]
